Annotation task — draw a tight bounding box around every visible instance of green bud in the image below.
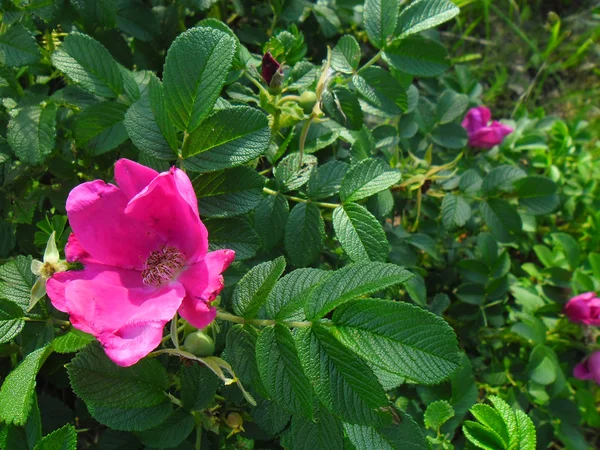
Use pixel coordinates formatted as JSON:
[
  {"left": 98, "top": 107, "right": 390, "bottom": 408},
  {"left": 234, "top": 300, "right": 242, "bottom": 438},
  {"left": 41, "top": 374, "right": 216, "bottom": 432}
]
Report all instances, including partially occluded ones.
[
  {"left": 299, "top": 91, "right": 318, "bottom": 114},
  {"left": 183, "top": 330, "right": 215, "bottom": 357}
]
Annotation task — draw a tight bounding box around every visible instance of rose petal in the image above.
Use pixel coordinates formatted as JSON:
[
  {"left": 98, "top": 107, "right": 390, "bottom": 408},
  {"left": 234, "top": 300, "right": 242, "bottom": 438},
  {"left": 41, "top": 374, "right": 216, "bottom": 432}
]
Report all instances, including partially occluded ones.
[
  {"left": 65, "top": 233, "right": 96, "bottom": 264},
  {"left": 66, "top": 180, "right": 165, "bottom": 269},
  {"left": 98, "top": 321, "right": 170, "bottom": 367},
  {"left": 125, "top": 169, "right": 208, "bottom": 263},
  {"left": 462, "top": 106, "right": 491, "bottom": 135},
  {"left": 114, "top": 159, "right": 159, "bottom": 200},
  {"left": 574, "top": 361, "right": 591, "bottom": 380},
  {"left": 469, "top": 122, "right": 513, "bottom": 149},
  {"left": 588, "top": 352, "right": 600, "bottom": 385},
  {"left": 178, "top": 249, "right": 235, "bottom": 328},
  {"left": 172, "top": 167, "right": 199, "bottom": 217}
]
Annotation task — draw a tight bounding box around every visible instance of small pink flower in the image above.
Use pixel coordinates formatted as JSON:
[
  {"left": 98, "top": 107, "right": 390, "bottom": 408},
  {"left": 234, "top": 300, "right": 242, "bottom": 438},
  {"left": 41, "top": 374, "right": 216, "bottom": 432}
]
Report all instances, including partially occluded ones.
[
  {"left": 564, "top": 292, "right": 600, "bottom": 326},
  {"left": 461, "top": 106, "right": 513, "bottom": 149},
  {"left": 574, "top": 352, "right": 600, "bottom": 385},
  {"left": 47, "top": 159, "right": 234, "bottom": 367}
]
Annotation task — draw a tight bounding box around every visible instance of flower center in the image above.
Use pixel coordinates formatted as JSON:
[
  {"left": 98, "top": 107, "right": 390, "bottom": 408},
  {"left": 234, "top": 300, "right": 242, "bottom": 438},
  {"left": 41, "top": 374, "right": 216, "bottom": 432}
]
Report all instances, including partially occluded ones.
[{"left": 141, "top": 246, "right": 185, "bottom": 286}]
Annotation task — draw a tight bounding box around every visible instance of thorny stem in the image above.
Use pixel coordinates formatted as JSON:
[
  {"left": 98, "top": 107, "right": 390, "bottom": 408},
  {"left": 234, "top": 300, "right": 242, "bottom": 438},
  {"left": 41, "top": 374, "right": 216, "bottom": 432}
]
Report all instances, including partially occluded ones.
[
  {"left": 262, "top": 187, "right": 339, "bottom": 209},
  {"left": 216, "top": 311, "right": 312, "bottom": 328}
]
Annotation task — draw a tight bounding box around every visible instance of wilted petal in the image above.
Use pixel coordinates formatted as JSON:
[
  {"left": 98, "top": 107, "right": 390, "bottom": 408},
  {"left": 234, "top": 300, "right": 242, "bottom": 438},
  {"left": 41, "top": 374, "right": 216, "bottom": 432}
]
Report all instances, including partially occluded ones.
[
  {"left": 178, "top": 249, "right": 235, "bottom": 328},
  {"left": 114, "top": 159, "right": 159, "bottom": 200}
]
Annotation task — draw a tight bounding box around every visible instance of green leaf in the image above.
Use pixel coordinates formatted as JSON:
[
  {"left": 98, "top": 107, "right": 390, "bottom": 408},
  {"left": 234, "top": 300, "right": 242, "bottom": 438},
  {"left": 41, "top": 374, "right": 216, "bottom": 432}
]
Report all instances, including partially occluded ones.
[
  {"left": 296, "top": 325, "right": 388, "bottom": 425},
  {"left": 183, "top": 106, "right": 270, "bottom": 173},
  {"left": 551, "top": 232, "right": 580, "bottom": 270},
  {"left": 180, "top": 364, "right": 220, "bottom": 411},
  {"left": 307, "top": 160, "right": 349, "bottom": 200},
  {"left": 331, "top": 35, "right": 361, "bottom": 73},
  {"left": 480, "top": 199, "right": 522, "bottom": 243},
  {"left": 333, "top": 203, "right": 389, "bottom": 262},
  {"left": 514, "top": 409, "right": 536, "bottom": 450},
  {"left": 515, "top": 176, "right": 558, "bottom": 216},
  {"left": 7, "top": 103, "right": 57, "bottom": 166},
  {"left": 0, "top": 256, "right": 37, "bottom": 312},
  {"left": 0, "top": 298, "right": 24, "bottom": 344},
  {"left": 322, "top": 87, "right": 364, "bottom": 131},
  {"left": 284, "top": 203, "right": 325, "bottom": 267},
  {"left": 75, "top": 102, "right": 129, "bottom": 155},
  {"left": 163, "top": 27, "right": 235, "bottom": 132},
  {"left": 275, "top": 153, "right": 318, "bottom": 192},
  {"left": 482, "top": 165, "right": 526, "bottom": 194},
  {"left": 232, "top": 257, "right": 286, "bottom": 318},
  {"left": 67, "top": 343, "right": 169, "bottom": 410},
  {"left": 33, "top": 424, "right": 77, "bottom": 450},
  {"left": 193, "top": 167, "right": 265, "bottom": 218},
  {"left": 0, "top": 24, "right": 42, "bottom": 67},
  {"left": 441, "top": 194, "right": 471, "bottom": 230},
  {"left": 290, "top": 408, "right": 344, "bottom": 450},
  {"left": 344, "top": 411, "right": 428, "bottom": 449},
  {"left": 424, "top": 401, "right": 455, "bottom": 430},
  {"left": 436, "top": 90, "right": 469, "bottom": 124},
  {"left": 252, "top": 397, "right": 291, "bottom": 436},
  {"left": 205, "top": 218, "right": 260, "bottom": 260},
  {"left": 463, "top": 421, "right": 507, "bottom": 450},
  {"left": 116, "top": 0, "right": 159, "bottom": 41},
  {"left": 53, "top": 329, "right": 94, "bottom": 354},
  {"left": 225, "top": 325, "right": 260, "bottom": 385},
  {"left": 136, "top": 410, "right": 195, "bottom": 449},
  {"left": 396, "top": 0, "right": 460, "bottom": 38},
  {"left": 431, "top": 122, "right": 469, "bottom": 149},
  {"left": 340, "top": 158, "right": 401, "bottom": 202},
  {"left": 51, "top": 32, "right": 123, "bottom": 98},
  {"left": 266, "top": 268, "right": 330, "bottom": 321},
  {"left": 354, "top": 67, "right": 407, "bottom": 115},
  {"left": 256, "top": 325, "right": 313, "bottom": 416},
  {"left": 124, "top": 90, "right": 177, "bottom": 161},
  {"left": 72, "top": 0, "right": 116, "bottom": 28},
  {"left": 332, "top": 299, "right": 460, "bottom": 383},
  {"left": 254, "top": 194, "right": 289, "bottom": 250},
  {"left": 304, "top": 262, "right": 413, "bottom": 320},
  {"left": 383, "top": 37, "right": 449, "bottom": 77},
  {"left": 85, "top": 403, "right": 172, "bottom": 432},
  {"left": 364, "top": 0, "right": 400, "bottom": 48},
  {"left": 470, "top": 405, "right": 509, "bottom": 446},
  {"left": 0, "top": 345, "right": 53, "bottom": 426},
  {"left": 527, "top": 345, "right": 557, "bottom": 385}
]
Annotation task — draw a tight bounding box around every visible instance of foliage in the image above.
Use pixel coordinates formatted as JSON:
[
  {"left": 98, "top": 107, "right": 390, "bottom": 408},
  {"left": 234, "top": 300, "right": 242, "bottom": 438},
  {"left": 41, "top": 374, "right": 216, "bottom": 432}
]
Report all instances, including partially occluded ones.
[{"left": 0, "top": 0, "right": 599, "bottom": 449}]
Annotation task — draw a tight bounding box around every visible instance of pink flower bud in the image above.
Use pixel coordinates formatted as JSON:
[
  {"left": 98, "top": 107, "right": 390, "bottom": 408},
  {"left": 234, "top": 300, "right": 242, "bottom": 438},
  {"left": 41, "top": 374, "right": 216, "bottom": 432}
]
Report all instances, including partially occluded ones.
[
  {"left": 461, "top": 106, "right": 513, "bottom": 149},
  {"left": 564, "top": 292, "right": 600, "bottom": 326},
  {"left": 574, "top": 351, "right": 600, "bottom": 385}
]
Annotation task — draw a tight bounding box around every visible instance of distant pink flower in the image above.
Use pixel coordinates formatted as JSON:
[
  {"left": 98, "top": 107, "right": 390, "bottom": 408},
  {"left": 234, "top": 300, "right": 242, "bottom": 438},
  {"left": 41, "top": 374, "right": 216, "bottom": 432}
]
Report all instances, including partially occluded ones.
[
  {"left": 564, "top": 292, "right": 600, "bottom": 326},
  {"left": 462, "top": 106, "right": 513, "bottom": 149},
  {"left": 574, "top": 352, "right": 600, "bottom": 385},
  {"left": 47, "top": 159, "right": 234, "bottom": 367}
]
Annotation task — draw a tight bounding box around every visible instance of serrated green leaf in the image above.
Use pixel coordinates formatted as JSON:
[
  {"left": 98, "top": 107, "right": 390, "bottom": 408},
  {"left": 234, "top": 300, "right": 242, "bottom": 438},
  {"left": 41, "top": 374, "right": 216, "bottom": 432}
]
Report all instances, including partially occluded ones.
[
  {"left": 0, "top": 298, "right": 24, "bottom": 344},
  {"left": 116, "top": 0, "right": 159, "bottom": 41},
  {"left": 307, "top": 160, "right": 349, "bottom": 200},
  {"left": 183, "top": 106, "right": 270, "bottom": 173},
  {"left": 424, "top": 400, "right": 455, "bottom": 430},
  {"left": 136, "top": 410, "right": 195, "bottom": 449},
  {"left": 163, "top": 27, "right": 235, "bottom": 132},
  {"left": 53, "top": 329, "right": 94, "bottom": 354},
  {"left": 332, "top": 299, "right": 459, "bottom": 383},
  {"left": 232, "top": 257, "right": 286, "bottom": 318},
  {"left": 431, "top": 122, "right": 468, "bottom": 149},
  {"left": 7, "top": 103, "right": 57, "bottom": 166},
  {"left": 515, "top": 176, "right": 558, "bottom": 216},
  {"left": 322, "top": 87, "right": 364, "bottom": 131},
  {"left": 33, "top": 424, "right": 77, "bottom": 450},
  {"left": 331, "top": 35, "right": 361, "bottom": 73},
  {"left": 340, "top": 158, "right": 401, "bottom": 203},
  {"left": 275, "top": 153, "right": 318, "bottom": 192},
  {"left": 284, "top": 202, "right": 325, "bottom": 267},
  {"left": 514, "top": 409, "right": 536, "bottom": 450},
  {"left": 252, "top": 397, "right": 291, "bottom": 436},
  {"left": 75, "top": 102, "right": 128, "bottom": 155},
  {"left": 52, "top": 32, "right": 123, "bottom": 98},
  {"left": 305, "top": 262, "right": 413, "bottom": 320},
  {"left": 480, "top": 199, "right": 522, "bottom": 243},
  {"left": 470, "top": 404, "right": 509, "bottom": 446},
  {"left": 296, "top": 325, "right": 388, "bottom": 425},
  {"left": 482, "top": 166, "right": 526, "bottom": 194},
  {"left": 460, "top": 169, "right": 483, "bottom": 194},
  {"left": 551, "top": 232, "right": 580, "bottom": 270},
  {"left": 67, "top": 343, "right": 169, "bottom": 409},
  {"left": 0, "top": 345, "right": 53, "bottom": 426},
  {"left": 364, "top": 0, "right": 400, "bottom": 48},
  {"left": 254, "top": 194, "right": 289, "bottom": 250},
  {"left": 354, "top": 67, "right": 407, "bottom": 115},
  {"left": 396, "top": 0, "right": 459, "bottom": 38},
  {"left": 350, "top": 126, "right": 376, "bottom": 163},
  {"left": 86, "top": 403, "right": 172, "bottom": 432},
  {"left": 441, "top": 194, "right": 471, "bottom": 230},
  {"left": 333, "top": 203, "right": 389, "bottom": 262},
  {"left": 383, "top": 36, "right": 449, "bottom": 77},
  {"left": 290, "top": 407, "right": 344, "bottom": 450},
  {"left": 72, "top": 0, "right": 116, "bottom": 28},
  {"left": 0, "top": 256, "right": 37, "bottom": 312},
  {"left": 344, "top": 411, "right": 428, "bottom": 450},
  {"left": 463, "top": 421, "right": 507, "bottom": 450},
  {"left": 436, "top": 90, "right": 469, "bottom": 124},
  {"left": 224, "top": 325, "right": 260, "bottom": 385},
  {"left": 266, "top": 268, "right": 330, "bottom": 321},
  {"left": 193, "top": 167, "right": 264, "bottom": 218},
  {"left": 0, "top": 24, "right": 42, "bottom": 67},
  {"left": 205, "top": 217, "right": 260, "bottom": 260},
  {"left": 180, "top": 364, "right": 220, "bottom": 411},
  {"left": 256, "top": 325, "right": 313, "bottom": 416}
]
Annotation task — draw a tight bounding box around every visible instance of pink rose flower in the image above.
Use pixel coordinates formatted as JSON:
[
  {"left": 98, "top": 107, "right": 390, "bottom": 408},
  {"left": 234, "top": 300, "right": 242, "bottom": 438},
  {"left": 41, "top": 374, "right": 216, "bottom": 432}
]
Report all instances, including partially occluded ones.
[
  {"left": 574, "top": 352, "right": 600, "bottom": 385},
  {"left": 461, "top": 106, "right": 513, "bottom": 149},
  {"left": 47, "top": 159, "right": 234, "bottom": 367},
  {"left": 564, "top": 292, "right": 600, "bottom": 326}
]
